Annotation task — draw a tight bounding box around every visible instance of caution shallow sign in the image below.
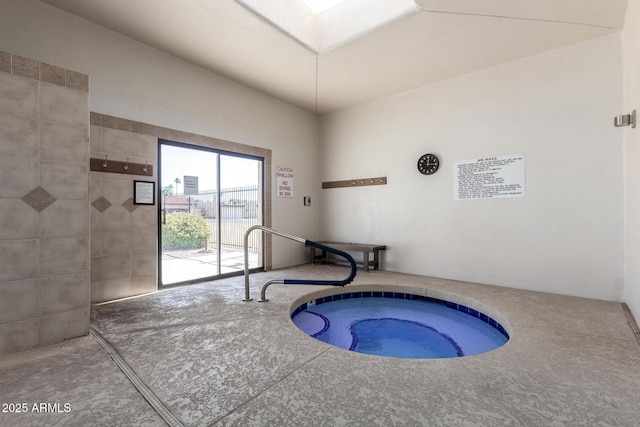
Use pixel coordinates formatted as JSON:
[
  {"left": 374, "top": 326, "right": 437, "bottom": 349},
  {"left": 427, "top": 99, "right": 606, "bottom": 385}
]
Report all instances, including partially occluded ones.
[{"left": 276, "top": 165, "right": 294, "bottom": 198}]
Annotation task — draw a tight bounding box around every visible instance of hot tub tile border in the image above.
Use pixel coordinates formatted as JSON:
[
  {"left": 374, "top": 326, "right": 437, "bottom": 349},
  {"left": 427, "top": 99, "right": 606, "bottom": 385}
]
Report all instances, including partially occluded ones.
[{"left": 292, "top": 291, "right": 510, "bottom": 339}]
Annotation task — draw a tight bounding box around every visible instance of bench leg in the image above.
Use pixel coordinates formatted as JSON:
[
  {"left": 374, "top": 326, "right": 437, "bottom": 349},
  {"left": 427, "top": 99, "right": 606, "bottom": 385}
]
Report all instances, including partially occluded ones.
[
  {"left": 373, "top": 249, "right": 380, "bottom": 270},
  {"left": 363, "top": 251, "right": 370, "bottom": 272}
]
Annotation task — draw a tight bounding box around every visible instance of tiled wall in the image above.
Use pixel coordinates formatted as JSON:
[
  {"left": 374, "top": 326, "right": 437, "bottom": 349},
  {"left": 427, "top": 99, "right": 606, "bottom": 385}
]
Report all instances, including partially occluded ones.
[
  {"left": 0, "top": 51, "right": 90, "bottom": 355},
  {"left": 90, "top": 113, "right": 273, "bottom": 303},
  {"left": 89, "top": 114, "right": 158, "bottom": 302},
  {"left": 0, "top": 50, "right": 273, "bottom": 353}
]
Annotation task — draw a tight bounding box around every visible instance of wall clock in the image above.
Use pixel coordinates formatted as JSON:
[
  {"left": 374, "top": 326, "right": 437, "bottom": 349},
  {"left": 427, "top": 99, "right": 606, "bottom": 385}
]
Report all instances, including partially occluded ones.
[{"left": 417, "top": 153, "right": 440, "bottom": 175}]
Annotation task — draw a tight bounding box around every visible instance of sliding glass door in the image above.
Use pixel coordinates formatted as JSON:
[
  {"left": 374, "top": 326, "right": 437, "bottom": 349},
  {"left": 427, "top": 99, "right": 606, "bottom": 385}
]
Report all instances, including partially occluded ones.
[{"left": 159, "top": 141, "right": 263, "bottom": 286}]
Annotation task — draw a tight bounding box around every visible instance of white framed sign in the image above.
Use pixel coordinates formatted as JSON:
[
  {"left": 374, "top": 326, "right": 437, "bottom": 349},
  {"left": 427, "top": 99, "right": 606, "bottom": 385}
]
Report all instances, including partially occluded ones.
[
  {"left": 276, "top": 165, "right": 294, "bottom": 198},
  {"left": 454, "top": 154, "right": 525, "bottom": 200}
]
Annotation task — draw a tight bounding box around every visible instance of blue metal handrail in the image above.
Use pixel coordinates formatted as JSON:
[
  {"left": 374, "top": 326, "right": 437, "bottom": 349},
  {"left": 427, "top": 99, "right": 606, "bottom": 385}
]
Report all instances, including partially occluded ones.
[{"left": 243, "top": 226, "right": 357, "bottom": 302}]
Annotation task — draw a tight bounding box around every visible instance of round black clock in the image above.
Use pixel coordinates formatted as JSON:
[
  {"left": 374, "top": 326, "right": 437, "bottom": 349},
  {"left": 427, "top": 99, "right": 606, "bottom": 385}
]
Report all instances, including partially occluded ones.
[{"left": 417, "top": 153, "right": 440, "bottom": 175}]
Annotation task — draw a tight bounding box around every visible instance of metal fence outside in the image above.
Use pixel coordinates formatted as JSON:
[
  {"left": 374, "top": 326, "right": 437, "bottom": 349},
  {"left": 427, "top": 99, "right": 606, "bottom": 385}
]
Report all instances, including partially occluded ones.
[{"left": 162, "top": 185, "right": 261, "bottom": 253}]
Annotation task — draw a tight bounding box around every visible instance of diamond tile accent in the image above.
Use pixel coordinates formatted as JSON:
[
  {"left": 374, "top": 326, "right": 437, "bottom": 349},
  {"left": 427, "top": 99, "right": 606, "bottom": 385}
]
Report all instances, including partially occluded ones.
[
  {"left": 91, "top": 196, "right": 111, "bottom": 213},
  {"left": 21, "top": 186, "right": 56, "bottom": 212},
  {"left": 121, "top": 197, "right": 138, "bottom": 213}
]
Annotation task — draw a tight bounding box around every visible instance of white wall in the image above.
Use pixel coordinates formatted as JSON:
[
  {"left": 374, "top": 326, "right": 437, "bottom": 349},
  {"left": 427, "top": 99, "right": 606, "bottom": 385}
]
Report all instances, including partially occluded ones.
[
  {"left": 623, "top": 0, "right": 640, "bottom": 319},
  {"left": 319, "top": 34, "right": 624, "bottom": 301},
  {"left": 0, "top": 0, "right": 319, "bottom": 268}
]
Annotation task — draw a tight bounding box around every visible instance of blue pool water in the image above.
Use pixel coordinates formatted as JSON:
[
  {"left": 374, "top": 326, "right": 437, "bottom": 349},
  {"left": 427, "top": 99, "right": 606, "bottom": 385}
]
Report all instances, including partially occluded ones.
[{"left": 291, "top": 294, "right": 509, "bottom": 359}]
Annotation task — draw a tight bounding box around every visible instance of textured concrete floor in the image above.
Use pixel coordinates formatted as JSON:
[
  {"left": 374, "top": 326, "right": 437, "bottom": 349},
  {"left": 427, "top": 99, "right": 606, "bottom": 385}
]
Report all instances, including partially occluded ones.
[{"left": 1, "top": 265, "right": 639, "bottom": 426}]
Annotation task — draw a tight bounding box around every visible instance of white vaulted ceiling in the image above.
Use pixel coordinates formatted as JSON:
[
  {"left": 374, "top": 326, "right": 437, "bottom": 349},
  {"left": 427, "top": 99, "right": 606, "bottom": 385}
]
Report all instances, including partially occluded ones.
[{"left": 41, "top": 0, "right": 629, "bottom": 113}]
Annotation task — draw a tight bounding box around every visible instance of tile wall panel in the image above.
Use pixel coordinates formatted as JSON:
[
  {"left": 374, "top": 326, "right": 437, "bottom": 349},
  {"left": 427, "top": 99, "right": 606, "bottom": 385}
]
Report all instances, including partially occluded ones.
[
  {"left": 38, "top": 307, "right": 90, "bottom": 346},
  {"left": 66, "top": 70, "right": 89, "bottom": 92},
  {"left": 0, "top": 157, "right": 38, "bottom": 198},
  {"left": 90, "top": 281, "right": 102, "bottom": 303},
  {"left": 131, "top": 226, "right": 157, "bottom": 253},
  {"left": 102, "top": 177, "right": 132, "bottom": 206},
  {"left": 90, "top": 125, "right": 102, "bottom": 153},
  {"left": 39, "top": 82, "right": 88, "bottom": 129},
  {"left": 0, "top": 72, "right": 38, "bottom": 119},
  {"left": 0, "top": 279, "right": 38, "bottom": 324},
  {"left": 39, "top": 200, "right": 89, "bottom": 238},
  {"left": 0, "top": 199, "right": 38, "bottom": 240},
  {"left": 131, "top": 275, "right": 156, "bottom": 295},
  {"left": 0, "top": 115, "right": 38, "bottom": 158},
  {"left": 11, "top": 55, "right": 39, "bottom": 80},
  {"left": 39, "top": 237, "right": 89, "bottom": 276},
  {"left": 102, "top": 128, "right": 131, "bottom": 157},
  {"left": 131, "top": 133, "right": 156, "bottom": 158},
  {"left": 40, "top": 162, "right": 88, "bottom": 200},
  {"left": 0, "top": 240, "right": 38, "bottom": 282},
  {"left": 131, "top": 205, "right": 156, "bottom": 228},
  {"left": 39, "top": 272, "right": 90, "bottom": 316},
  {"left": 90, "top": 230, "right": 102, "bottom": 257},
  {"left": 39, "top": 122, "right": 88, "bottom": 164},
  {"left": 102, "top": 230, "right": 132, "bottom": 255},
  {"left": 90, "top": 257, "right": 102, "bottom": 283},
  {"left": 0, "top": 51, "right": 89, "bottom": 355},
  {"left": 40, "top": 63, "right": 65, "bottom": 86},
  {"left": 101, "top": 278, "right": 133, "bottom": 302},
  {"left": 132, "top": 252, "right": 157, "bottom": 277},
  {"left": 0, "top": 319, "right": 39, "bottom": 355},
  {"left": 101, "top": 205, "right": 132, "bottom": 230},
  {"left": 101, "top": 254, "right": 132, "bottom": 281}
]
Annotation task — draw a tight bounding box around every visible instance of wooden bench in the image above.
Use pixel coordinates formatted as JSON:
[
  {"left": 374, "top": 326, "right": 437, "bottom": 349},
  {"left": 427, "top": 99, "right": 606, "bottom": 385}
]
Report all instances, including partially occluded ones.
[{"left": 308, "top": 242, "right": 387, "bottom": 272}]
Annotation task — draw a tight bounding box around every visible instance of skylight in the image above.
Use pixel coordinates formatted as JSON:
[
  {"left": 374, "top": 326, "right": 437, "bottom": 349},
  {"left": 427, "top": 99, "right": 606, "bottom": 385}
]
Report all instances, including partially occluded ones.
[
  {"left": 237, "top": 0, "right": 419, "bottom": 54},
  {"left": 300, "top": 0, "right": 346, "bottom": 14}
]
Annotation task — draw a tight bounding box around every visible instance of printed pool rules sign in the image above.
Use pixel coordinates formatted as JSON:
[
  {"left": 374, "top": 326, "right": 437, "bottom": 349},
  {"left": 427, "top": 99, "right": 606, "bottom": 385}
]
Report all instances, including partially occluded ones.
[
  {"left": 276, "top": 165, "right": 294, "bottom": 198},
  {"left": 454, "top": 154, "right": 525, "bottom": 200}
]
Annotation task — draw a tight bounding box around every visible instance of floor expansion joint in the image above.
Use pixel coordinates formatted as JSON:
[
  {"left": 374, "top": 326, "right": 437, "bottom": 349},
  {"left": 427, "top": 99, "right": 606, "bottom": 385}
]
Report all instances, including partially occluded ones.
[{"left": 89, "top": 326, "right": 184, "bottom": 427}]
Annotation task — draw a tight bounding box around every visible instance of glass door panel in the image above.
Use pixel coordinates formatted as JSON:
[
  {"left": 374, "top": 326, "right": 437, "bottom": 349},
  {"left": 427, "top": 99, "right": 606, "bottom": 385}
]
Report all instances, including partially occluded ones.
[
  {"left": 219, "top": 155, "right": 263, "bottom": 274},
  {"left": 160, "top": 143, "right": 219, "bottom": 285}
]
